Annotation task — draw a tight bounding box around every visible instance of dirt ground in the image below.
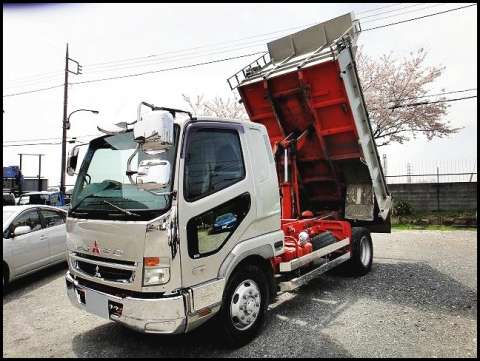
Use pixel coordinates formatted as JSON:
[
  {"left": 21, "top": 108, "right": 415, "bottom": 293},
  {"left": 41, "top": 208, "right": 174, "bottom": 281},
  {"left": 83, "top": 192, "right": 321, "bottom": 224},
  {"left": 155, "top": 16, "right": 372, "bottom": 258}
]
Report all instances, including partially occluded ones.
[{"left": 3, "top": 229, "right": 477, "bottom": 358}]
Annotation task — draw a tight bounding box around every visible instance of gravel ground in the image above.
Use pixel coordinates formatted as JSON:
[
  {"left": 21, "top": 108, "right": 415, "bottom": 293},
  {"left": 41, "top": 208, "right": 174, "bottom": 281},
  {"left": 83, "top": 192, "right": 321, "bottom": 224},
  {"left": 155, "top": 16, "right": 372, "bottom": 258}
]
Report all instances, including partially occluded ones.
[{"left": 3, "top": 230, "right": 477, "bottom": 358}]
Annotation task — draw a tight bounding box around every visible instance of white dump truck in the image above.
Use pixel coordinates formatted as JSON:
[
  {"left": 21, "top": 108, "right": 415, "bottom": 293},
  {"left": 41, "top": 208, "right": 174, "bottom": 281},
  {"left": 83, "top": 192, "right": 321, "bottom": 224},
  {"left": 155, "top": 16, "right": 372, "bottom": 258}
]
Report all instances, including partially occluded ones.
[{"left": 65, "top": 13, "right": 391, "bottom": 347}]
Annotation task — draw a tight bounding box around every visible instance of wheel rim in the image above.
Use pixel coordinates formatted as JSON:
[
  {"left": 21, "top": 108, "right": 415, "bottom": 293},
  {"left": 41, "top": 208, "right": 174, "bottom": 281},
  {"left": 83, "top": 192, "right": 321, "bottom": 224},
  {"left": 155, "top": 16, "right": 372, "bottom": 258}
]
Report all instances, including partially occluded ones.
[
  {"left": 359, "top": 235, "right": 372, "bottom": 267},
  {"left": 230, "top": 279, "right": 261, "bottom": 331}
]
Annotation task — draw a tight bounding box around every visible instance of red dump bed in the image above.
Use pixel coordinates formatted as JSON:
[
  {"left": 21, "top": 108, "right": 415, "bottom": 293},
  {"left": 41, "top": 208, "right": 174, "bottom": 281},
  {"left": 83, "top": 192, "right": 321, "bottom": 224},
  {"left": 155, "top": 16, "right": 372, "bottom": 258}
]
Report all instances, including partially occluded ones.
[
  {"left": 229, "top": 13, "right": 391, "bottom": 229},
  {"left": 238, "top": 59, "right": 362, "bottom": 213}
]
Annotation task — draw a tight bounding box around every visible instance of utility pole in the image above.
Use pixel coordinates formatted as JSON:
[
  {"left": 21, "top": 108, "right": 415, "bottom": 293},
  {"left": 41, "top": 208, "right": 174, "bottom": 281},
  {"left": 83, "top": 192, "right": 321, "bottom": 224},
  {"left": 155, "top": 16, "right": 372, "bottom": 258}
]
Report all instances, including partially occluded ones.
[
  {"left": 60, "top": 43, "right": 82, "bottom": 196},
  {"left": 60, "top": 43, "right": 69, "bottom": 197}
]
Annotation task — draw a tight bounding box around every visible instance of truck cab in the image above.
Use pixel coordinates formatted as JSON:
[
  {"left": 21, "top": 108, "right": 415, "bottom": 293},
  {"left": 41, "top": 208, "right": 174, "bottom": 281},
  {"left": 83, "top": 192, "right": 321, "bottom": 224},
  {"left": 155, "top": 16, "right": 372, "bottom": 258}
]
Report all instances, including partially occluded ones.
[{"left": 65, "top": 109, "right": 282, "bottom": 339}]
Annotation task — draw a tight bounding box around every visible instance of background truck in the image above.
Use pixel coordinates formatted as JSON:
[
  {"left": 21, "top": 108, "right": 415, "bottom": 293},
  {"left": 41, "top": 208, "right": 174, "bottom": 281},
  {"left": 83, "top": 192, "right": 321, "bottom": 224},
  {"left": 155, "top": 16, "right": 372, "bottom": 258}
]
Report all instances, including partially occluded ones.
[
  {"left": 3, "top": 165, "right": 49, "bottom": 196},
  {"left": 64, "top": 13, "right": 391, "bottom": 347}
]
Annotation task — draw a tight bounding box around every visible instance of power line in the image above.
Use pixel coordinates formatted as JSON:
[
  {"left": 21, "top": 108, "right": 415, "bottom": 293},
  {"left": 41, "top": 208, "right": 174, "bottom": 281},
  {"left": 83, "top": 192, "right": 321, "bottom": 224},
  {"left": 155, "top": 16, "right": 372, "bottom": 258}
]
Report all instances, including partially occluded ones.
[
  {"left": 363, "top": 3, "right": 477, "bottom": 31},
  {"left": 390, "top": 95, "right": 477, "bottom": 109},
  {"left": 3, "top": 83, "right": 64, "bottom": 98},
  {"left": 70, "top": 52, "right": 266, "bottom": 86},
  {"left": 361, "top": 3, "right": 448, "bottom": 24},
  {"left": 4, "top": 69, "right": 64, "bottom": 84},
  {"left": 359, "top": 3, "right": 432, "bottom": 20},
  {"left": 4, "top": 5, "right": 476, "bottom": 98},
  {"left": 82, "top": 44, "right": 268, "bottom": 74},
  {"left": 3, "top": 142, "right": 62, "bottom": 147},
  {"left": 3, "top": 52, "right": 264, "bottom": 97},
  {"left": 393, "top": 88, "right": 477, "bottom": 103},
  {"left": 82, "top": 24, "right": 313, "bottom": 69},
  {"left": 4, "top": 133, "right": 101, "bottom": 144},
  {"left": 356, "top": 3, "right": 403, "bottom": 15},
  {"left": 80, "top": 4, "right": 439, "bottom": 74},
  {"left": 4, "top": 89, "right": 476, "bottom": 144}
]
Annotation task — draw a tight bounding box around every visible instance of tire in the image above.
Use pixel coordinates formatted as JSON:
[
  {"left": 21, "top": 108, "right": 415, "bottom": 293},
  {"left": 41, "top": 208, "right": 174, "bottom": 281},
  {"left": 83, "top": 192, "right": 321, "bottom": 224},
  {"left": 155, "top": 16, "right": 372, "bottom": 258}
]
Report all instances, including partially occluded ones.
[
  {"left": 217, "top": 264, "right": 270, "bottom": 348},
  {"left": 3, "top": 264, "right": 9, "bottom": 293},
  {"left": 343, "top": 227, "right": 373, "bottom": 276}
]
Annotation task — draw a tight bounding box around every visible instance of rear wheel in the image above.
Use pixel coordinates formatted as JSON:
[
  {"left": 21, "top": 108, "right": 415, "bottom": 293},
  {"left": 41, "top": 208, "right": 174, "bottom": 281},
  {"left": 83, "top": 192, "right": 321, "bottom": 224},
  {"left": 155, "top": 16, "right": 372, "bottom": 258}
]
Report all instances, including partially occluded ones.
[
  {"left": 218, "top": 264, "right": 269, "bottom": 348},
  {"left": 343, "top": 227, "right": 373, "bottom": 276}
]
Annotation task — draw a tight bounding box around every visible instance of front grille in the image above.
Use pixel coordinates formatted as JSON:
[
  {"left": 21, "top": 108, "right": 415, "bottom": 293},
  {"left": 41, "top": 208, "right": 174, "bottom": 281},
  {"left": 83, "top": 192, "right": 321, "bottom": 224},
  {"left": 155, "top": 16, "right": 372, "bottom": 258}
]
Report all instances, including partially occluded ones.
[
  {"left": 72, "top": 253, "right": 136, "bottom": 283},
  {"left": 76, "top": 261, "right": 134, "bottom": 282}
]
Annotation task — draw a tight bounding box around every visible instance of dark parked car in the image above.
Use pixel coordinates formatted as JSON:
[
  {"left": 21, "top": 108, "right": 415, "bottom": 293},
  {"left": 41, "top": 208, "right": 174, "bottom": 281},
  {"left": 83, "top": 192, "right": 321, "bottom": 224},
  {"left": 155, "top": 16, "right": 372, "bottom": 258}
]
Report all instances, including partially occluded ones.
[{"left": 211, "top": 212, "right": 238, "bottom": 234}]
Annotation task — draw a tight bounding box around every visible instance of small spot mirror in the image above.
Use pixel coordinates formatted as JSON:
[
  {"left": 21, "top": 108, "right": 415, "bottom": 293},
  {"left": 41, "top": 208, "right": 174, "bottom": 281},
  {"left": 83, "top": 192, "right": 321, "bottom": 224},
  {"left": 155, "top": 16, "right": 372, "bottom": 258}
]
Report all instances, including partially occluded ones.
[
  {"left": 136, "top": 159, "right": 171, "bottom": 190},
  {"left": 66, "top": 146, "right": 80, "bottom": 176}
]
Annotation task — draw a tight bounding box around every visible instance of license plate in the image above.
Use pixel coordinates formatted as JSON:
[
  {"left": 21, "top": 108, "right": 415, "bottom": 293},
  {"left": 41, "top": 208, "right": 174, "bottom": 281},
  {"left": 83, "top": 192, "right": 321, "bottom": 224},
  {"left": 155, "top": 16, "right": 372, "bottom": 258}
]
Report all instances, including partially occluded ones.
[{"left": 85, "top": 289, "right": 110, "bottom": 320}]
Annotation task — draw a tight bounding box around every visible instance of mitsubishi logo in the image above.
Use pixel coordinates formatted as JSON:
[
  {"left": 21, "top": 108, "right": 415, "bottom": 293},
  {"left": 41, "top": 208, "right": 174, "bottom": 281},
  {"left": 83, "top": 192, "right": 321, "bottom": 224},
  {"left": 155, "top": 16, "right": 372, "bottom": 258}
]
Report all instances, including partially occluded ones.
[
  {"left": 94, "top": 265, "right": 102, "bottom": 278},
  {"left": 90, "top": 241, "right": 101, "bottom": 255}
]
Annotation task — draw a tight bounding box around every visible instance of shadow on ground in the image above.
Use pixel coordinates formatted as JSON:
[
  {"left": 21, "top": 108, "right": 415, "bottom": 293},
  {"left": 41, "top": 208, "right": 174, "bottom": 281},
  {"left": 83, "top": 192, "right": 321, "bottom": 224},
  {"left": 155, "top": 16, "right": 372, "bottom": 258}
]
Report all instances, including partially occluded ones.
[
  {"left": 70, "top": 259, "right": 476, "bottom": 357},
  {"left": 3, "top": 262, "right": 68, "bottom": 305}
]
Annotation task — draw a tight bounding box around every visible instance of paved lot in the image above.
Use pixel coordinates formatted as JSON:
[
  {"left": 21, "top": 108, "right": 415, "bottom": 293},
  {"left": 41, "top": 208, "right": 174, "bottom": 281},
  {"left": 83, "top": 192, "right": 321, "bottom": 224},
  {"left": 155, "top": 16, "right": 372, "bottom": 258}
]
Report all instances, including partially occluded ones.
[{"left": 3, "top": 230, "right": 477, "bottom": 358}]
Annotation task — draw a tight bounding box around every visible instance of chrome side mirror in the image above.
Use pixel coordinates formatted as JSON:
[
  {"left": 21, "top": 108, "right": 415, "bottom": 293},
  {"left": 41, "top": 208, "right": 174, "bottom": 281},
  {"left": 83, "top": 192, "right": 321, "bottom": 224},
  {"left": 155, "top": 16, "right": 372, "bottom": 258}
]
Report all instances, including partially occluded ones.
[
  {"left": 134, "top": 109, "right": 174, "bottom": 153},
  {"left": 66, "top": 146, "right": 80, "bottom": 176},
  {"left": 14, "top": 225, "right": 32, "bottom": 237}
]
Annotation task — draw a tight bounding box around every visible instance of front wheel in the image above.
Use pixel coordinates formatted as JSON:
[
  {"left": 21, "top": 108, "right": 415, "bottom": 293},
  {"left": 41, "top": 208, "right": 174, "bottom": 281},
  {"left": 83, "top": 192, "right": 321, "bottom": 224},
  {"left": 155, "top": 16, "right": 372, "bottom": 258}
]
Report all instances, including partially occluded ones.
[
  {"left": 217, "top": 264, "right": 270, "bottom": 348},
  {"left": 343, "top": 227, "right": 373, "bottom": 276}
]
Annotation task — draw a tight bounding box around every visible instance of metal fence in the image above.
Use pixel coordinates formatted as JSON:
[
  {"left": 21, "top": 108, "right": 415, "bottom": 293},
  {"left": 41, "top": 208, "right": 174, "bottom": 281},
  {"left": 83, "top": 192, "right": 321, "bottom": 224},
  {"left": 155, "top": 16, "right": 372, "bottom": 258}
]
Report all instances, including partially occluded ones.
[{"left": 383, "top": 159, "right": 477, "bottom": 184}]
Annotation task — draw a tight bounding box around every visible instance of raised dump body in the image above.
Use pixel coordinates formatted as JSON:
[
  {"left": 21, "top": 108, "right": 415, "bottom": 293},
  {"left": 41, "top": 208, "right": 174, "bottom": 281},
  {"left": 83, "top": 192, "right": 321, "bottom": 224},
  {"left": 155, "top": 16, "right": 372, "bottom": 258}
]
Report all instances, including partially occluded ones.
[{"left": 229, "top": 13, "right": 391, "bottom": 232}]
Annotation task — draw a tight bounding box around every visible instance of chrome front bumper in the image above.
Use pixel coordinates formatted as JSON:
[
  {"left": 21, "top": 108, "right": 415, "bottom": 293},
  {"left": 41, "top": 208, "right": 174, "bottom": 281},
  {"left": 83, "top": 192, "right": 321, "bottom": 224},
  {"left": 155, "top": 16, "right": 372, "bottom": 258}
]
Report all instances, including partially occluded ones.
[{"left": 65, "top": 271, "right": 187, "bottom": 334}]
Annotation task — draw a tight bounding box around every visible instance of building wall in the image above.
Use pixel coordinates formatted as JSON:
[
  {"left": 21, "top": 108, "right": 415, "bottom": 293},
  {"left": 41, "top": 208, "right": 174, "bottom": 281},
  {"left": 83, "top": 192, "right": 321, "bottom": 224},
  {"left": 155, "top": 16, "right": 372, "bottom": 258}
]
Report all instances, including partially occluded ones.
[{"left": 389, "top": 182, "right": 477, "bottom": 212}]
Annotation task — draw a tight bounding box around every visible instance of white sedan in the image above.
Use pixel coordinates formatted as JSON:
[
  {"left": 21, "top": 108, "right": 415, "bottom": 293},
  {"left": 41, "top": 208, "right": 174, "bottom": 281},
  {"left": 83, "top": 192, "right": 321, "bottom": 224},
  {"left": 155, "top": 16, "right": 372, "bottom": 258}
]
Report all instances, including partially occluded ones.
[{"left": 3, "top": 205, "right": 67, "bottom": 289}]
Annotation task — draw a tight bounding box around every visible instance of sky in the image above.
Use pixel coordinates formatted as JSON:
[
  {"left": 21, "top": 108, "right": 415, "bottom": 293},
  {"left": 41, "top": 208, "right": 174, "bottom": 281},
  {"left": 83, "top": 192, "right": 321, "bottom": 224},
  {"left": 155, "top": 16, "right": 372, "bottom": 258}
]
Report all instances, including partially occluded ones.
[{"left": 3, "top": 3, "right": 477, "bottom": 188}]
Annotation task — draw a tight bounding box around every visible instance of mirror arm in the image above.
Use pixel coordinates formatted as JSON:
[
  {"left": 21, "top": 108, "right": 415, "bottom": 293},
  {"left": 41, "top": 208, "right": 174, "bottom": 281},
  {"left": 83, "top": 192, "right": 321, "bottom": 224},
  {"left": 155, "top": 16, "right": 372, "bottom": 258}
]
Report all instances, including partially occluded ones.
[{"left": 126, "top": 144, "right": 140, "bottom": 184}]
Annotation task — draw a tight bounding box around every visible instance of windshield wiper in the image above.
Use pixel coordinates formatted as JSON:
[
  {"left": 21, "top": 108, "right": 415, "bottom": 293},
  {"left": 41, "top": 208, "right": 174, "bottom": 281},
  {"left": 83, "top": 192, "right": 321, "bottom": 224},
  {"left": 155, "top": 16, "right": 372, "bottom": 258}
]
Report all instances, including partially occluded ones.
[
  {"left": 70, "top": 193, "right": 104, "bottom": 213},
  {"left": 102, "top": 200, "right": 140, "bottom": 217}
]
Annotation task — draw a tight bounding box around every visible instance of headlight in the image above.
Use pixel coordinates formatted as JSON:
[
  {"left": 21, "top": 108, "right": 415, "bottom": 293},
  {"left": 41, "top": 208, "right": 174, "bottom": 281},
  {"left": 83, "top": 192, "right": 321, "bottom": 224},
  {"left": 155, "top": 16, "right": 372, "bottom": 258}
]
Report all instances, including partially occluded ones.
[{"left": 143, "top": 266, "right": 170, "bottom": 286}]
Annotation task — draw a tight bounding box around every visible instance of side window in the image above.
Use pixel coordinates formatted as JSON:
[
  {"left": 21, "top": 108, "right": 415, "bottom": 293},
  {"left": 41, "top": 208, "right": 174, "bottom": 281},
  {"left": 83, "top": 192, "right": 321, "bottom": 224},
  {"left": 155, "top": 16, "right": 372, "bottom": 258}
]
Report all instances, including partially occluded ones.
[
  {"left": 18, "top": 195, "right": 30, "bottom": 205},
  {"left": 184, "top": 128, "right": 245, "bottom": 202},
  {"left": 187, "top": 193, "right": 251, "bottom": 258},
  {"left": 41, "top": 210, "right": 65, "bottom": 228},
  {"left": 10, "top": 210, "right": 42, "bottom": 236}
]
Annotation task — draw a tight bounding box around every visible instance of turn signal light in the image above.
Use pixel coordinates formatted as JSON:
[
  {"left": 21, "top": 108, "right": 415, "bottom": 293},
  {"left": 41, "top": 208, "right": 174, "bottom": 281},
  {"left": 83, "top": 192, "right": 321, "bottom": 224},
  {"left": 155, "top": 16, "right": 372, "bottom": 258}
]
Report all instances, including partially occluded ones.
[{"left": 144, "top": 257, "right": 160, "bottom": 267}]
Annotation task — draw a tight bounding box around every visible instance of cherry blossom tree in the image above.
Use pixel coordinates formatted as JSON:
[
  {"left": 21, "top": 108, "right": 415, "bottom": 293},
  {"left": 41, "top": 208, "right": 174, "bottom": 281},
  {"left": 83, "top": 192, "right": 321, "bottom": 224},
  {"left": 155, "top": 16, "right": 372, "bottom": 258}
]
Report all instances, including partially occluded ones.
[
  {"left": 183, "top": 47, "right": 459, "bottom": 146},
  {"left": 182, "top": 94, "right": 248, "bottom": 120},
  {"left": 355, "top": 46, "right": 459, "bottom": 146}
]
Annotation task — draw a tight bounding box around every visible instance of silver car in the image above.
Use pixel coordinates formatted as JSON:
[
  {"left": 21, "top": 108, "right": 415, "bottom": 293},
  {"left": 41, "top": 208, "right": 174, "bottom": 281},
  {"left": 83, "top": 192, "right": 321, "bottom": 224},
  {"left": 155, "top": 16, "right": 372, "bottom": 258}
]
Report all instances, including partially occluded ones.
[{"left": 3, "top": 205, "right": 67, "bottom": 288}]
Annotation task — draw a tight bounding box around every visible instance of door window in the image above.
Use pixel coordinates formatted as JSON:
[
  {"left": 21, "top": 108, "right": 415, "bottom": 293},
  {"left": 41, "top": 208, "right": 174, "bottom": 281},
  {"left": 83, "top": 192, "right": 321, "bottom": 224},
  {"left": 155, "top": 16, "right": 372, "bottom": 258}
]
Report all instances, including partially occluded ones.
[
  {"left": 184, "top": 128, "right": 245, "bottom": 202},
  {"left": 9, "top": 210, "right": 42, "bottom": 237},
  {"left": 40, "top": 209, "right": 65, "bottom": 228},
  {"left": 187, "top": 193, "right": 251, "bottom": 258}
]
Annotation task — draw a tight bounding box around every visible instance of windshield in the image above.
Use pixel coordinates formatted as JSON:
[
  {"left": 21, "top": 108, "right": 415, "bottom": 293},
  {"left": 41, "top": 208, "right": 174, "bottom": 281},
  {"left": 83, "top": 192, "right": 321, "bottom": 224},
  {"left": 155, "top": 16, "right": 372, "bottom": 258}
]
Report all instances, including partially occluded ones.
[
  {"left": 3, "top": 210, "right": 15, "bottom": 227},
  {"left": 70, "top": 126, "right": 179, "bottom": 221}
]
